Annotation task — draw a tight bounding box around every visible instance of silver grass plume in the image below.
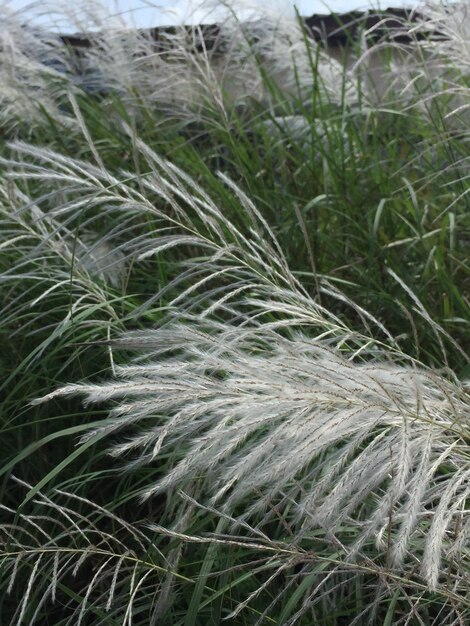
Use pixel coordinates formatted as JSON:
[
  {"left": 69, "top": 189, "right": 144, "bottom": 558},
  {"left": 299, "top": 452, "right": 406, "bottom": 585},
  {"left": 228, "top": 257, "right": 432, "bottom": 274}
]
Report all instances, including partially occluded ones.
[
  {"left": 0, "top": 179, "right": 127, "bottom": 291},
  {"left": 354, "top": 1, "right": 470, "bottom": 126},
  {"left": 6, "top": 136, "right": 467, "bottom": 596},
  {"left": 0, "top": 172, "right": 128, "bottom": 376},
  {"left": 36, "top": 0, "right": 358, "bottom": 118},
  {"left": 0, "top": 477, "right": 167, "bottom": 626},
  {"left": 413, "top": 1, "right": 470, "bottom": 127},
  {"left": 39, "top": 321, "right": 470, "bottom": 593},
  {"left": 353, "top": 9, "right": 430, "bottom": 110},
  {"left": 0, "top": 2, "right": 78, "bottom": 133}
]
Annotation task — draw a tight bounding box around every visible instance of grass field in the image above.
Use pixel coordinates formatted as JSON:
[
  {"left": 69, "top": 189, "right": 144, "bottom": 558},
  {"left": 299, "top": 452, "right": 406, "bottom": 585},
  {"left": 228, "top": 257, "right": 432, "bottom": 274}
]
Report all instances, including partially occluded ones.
[{"left": 0, "top": 2, "right": 469, "bottom": 624}]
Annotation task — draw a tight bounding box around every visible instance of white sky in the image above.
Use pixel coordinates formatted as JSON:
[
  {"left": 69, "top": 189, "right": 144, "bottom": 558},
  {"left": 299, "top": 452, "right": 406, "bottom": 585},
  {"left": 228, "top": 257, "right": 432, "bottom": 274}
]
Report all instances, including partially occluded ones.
[{"left": 4, "top": 0, "right": 423, "bottom": 31}]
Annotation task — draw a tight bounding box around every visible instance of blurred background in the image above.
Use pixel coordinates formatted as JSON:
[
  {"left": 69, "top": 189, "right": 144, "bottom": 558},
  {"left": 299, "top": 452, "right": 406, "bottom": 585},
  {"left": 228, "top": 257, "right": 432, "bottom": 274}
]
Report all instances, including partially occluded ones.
[{"left": 5, "top": 0, "right": 423, "bottom": 31}]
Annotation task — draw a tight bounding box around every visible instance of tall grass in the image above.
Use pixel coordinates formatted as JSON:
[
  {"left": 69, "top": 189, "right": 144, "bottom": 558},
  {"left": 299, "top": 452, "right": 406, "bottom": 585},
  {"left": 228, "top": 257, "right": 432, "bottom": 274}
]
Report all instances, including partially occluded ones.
[{"left": 0, "top": 1, "right": 469, "bottom": 624}]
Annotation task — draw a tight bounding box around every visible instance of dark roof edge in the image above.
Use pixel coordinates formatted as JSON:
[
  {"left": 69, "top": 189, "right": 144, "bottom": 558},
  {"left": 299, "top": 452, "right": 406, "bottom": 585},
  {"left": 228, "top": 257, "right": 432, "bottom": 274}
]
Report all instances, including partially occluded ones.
[{"left": 60, "top": 8, "right": 438, "bottom": 51}]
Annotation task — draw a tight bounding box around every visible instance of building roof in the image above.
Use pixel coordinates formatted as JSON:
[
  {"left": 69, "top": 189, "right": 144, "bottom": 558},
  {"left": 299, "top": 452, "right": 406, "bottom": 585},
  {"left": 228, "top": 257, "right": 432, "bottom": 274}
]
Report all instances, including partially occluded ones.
[{"left": 59, "top": 8, "right": 438, "bottom": 52}]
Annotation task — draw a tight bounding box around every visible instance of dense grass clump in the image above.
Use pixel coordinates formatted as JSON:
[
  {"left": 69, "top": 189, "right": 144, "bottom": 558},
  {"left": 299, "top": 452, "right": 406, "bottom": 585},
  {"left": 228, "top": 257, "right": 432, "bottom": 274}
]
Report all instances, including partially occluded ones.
[{"left": 0, "top": 2, "right": 469, "bottom": 624}]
